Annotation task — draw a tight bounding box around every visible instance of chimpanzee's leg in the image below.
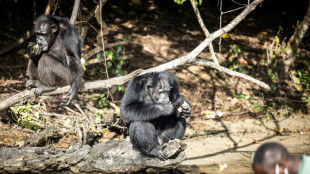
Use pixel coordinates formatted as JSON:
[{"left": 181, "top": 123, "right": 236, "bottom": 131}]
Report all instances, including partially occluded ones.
[
  {"left": 158, "top": 117, "right": 186, "bottom": 144},
  {"left": 129, "top": 121, "right": 168, "bottom": 160},
  {"left": 34, "top": 53, "right": 69, "bottom": 96}
]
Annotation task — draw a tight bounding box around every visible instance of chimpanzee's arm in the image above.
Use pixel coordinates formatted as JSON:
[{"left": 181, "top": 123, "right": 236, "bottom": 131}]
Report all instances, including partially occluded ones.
[
  {"left": 121, "top": 101, "right": 174, "bottom": 123},
  {"left": 60, "top": 55, "right": 83, "bottom": 106},
  {"left": 59, "top": 24, "right": 83, "bottom": 106}
]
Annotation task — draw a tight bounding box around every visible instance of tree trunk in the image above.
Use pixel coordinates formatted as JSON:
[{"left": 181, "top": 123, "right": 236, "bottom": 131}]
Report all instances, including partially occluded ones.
[
  {"left": 283, "top": 0, "right": 310, "bottom": 77},
  {"left": 0, "top": 139, "right": 186, "bottom": 173}
]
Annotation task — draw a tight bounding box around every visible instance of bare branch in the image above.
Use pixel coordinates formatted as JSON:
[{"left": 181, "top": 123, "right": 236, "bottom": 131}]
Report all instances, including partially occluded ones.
[
  {"left": 44, "top": 0, "right": 56, "bottom": 15},
  {"left": 194, "top": 59, "right": 270, "bottom": 90},
  {"left": 69, "top": 0, "right": 81, "bottom": 24},
  {"left": 190, "top": 0, "right": 219, "bottom": 65},
  {"left": 95, "top": 0, "right": 109, "bottom": 35}
]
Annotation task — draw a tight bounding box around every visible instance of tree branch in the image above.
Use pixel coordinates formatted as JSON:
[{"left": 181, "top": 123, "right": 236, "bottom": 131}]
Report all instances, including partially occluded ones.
[
  {"left": 44, "top": 0, "right": 56, "bottom": 15},
  {"left": 283, "top": 0, "right": 310, "bottom": 75},
  {"left": 95, "top": 0, "right": 109, "bottom": 36},
  {"left": 69, "top": 0, "right": 81, "bottom": 24},
  {"left": 190, "top": 0, "right": 219, "bottom": 65},
  {"left": 194, "top": 58, "right": 270, "bottom": 90}
]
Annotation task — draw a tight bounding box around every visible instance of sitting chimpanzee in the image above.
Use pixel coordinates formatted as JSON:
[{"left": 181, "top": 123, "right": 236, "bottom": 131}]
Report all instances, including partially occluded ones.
[
  {"left": 120, "top": 71, "right": 191, "bottom": 160},
  {"left": 26, "top": 15, "right": 83, "bottom": 106}
]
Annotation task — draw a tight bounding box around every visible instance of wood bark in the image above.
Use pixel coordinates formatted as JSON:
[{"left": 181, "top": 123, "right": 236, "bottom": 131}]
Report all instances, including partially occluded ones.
[
  {"left": 0, "top": 140, "right": 186, "bottom": 173},
  {"left": 283, "top": 0, "right": 310, "bottom": 76}
]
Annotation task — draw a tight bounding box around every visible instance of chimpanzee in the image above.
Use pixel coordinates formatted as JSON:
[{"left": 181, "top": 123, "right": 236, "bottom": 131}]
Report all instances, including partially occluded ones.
[
  {"left": 26, "top": 15, "right": 83, "bottom": 106},
  {"left": 120, "top": 71, "right": 191, "bottom": 160}
]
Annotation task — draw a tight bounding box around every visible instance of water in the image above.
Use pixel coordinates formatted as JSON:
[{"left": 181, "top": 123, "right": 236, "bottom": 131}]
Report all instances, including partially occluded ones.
[
  {"left": 177, "top": 153, "right": 310, "bottom": 173},
  {"left": 178, "top": 158, "right": 253, "bottom": 174}
]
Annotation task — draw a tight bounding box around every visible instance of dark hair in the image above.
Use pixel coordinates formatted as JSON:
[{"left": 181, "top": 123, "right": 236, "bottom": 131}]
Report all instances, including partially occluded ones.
[{"left": 252, "top": 142, "right": 289, "bottom": 170}]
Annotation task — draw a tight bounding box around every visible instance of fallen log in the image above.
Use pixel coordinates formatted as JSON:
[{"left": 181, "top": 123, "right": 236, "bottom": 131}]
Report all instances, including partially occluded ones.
[{"left": 0, "top": 139, "right": 186, "bottom": 173}]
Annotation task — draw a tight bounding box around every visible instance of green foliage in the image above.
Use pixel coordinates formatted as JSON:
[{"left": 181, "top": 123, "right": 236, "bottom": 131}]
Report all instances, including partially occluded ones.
[
  {"left": 10, "top": 103, "right": 42, "bottom": 131},
  {"left": 91, "top": 93, "right": 108, "bottom": 108},
  {"left": 232, "top": 92, "right": 253, "bottom": 100},
  {"left": 301, "top": 94, "right": 310, "bottom": 105},
  {"left": 94, "top": 110, "right": 104, "bottom": 124},
  {"left": 267, "top": 68, "right": 277, "bottom": 92},
  {"left": 251, "top": 104, "right": 276, "bottom": 120},
  {"left": 93, "top": 110, "right": 107, "bottom": 134},
  {"left": 258, "top": 92, "right": 265, "bottom": 100},
  {"left": 252, "top": 105, "right": 264, "bottom": 111},
  {"left": 96, "top": 45, "right": 127, "bottom": 92},
  {"left": 174, "top": 0, "right": 202, "bottom": 5},
  {"left": 295, "top": 70, "right": 310, "bottom": 89},
  {"left": 226, "top": 45, "right": 246, "bottom": 73},
  {"left": 267, "top": 68, "right": 275, "bottom": 81},
  {"left": 224, "top": 81, "right": 230, "bottom": 91}
]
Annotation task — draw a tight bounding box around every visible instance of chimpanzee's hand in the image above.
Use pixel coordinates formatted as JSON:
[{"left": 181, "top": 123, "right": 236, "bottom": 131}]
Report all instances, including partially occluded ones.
[
  {"left": 34, "top": 88, "right": 43, "bottom": 97},
  {"left": 157, "top": 149, "right": 169, "bottom": 161},
  {"left": 28, "top": 44, "right": 42, "bottom": 59},
  {"left": 175, "top": 100, "right": 191, "bottom": 118},
  {"left": 60, "top": 87, "right": 75, "bottom": 106},
  {"left": 26, "top": 80, "right": 35, "bottom": 90}
]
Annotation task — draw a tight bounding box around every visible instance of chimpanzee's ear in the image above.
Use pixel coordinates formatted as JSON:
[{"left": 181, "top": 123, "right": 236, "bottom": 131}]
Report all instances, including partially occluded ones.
[
  {"left": 146, "top": 83, "right": 153, "bottom": 91},
  {"left": 138, "top": 78, "right": 147, "bottom": 86},
  {"left": 51, "top": 24, "right": 59, "bottom": 33}
]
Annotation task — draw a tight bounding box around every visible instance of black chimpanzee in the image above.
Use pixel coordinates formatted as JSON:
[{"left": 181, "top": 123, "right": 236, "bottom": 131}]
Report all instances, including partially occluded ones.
[
  {"left": 26, "top": 15, "right": 83, "bottom": 106},
  {"left": 120, "top": 71, "right": 191, "bottom": 160}
]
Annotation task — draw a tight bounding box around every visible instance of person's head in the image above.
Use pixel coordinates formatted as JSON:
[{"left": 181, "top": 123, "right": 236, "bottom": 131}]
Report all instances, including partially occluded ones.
[{"left": 252, "top": 142, "right": 301, "bottom": 174}]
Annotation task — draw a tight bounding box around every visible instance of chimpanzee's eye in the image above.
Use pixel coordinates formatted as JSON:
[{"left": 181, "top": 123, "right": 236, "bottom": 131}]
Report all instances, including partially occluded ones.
[{"left": 35, "top": 32, "right": 47, "bottom": 36}]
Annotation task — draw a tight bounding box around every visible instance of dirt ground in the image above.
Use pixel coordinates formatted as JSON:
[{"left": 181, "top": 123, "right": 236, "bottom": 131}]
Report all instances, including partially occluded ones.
[
  {"left": 0, "top": 1, "right": 310, "bottom": 173},
  {"left": 180, "top": 116, "right": 310, "bottom": 173}
]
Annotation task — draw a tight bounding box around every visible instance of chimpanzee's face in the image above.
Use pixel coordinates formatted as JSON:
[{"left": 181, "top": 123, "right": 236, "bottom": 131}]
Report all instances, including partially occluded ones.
[
  {"left": 146, "top": 78, "right": 172, "bottom": 104},
  {"left": 34, "top": 20, "right": 58, "bottom": 52}
]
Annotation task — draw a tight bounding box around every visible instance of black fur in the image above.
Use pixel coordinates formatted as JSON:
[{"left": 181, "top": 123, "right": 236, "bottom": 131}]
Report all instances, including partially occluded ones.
[
  {"left": 120, "top": 71, "right": 191, "bottom": 160},
  {"left": 26, "top": 15, "right": 83, "bottom": 106}
]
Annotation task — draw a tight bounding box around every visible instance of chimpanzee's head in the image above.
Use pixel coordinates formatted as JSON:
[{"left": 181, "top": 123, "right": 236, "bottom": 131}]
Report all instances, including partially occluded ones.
[
  {"left": 34, "top": 15, "right": 59, "bottom": 52},
  {"left": 145, "top": 77, "right": 171, "bottom": 104},
  {"left": 140, "top": 72, "right": 179, "bottom": 104}
]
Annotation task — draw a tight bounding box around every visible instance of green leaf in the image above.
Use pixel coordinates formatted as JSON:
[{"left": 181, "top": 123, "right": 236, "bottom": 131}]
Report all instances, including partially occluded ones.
[
  {"left": 174, "top": 0, "right": 187, "bottom": 5},
  {"left": 118, "top": 85, "right": 124, "bottom": 91},
  {"left": 252, "top": 105, "right": 264, "bottom": 111},
  {"left": 301, "top": 96, "right": 308, "bottom": 101},
  {"left": 275, "top": 36, "right": 280, "bottom": 44}
]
